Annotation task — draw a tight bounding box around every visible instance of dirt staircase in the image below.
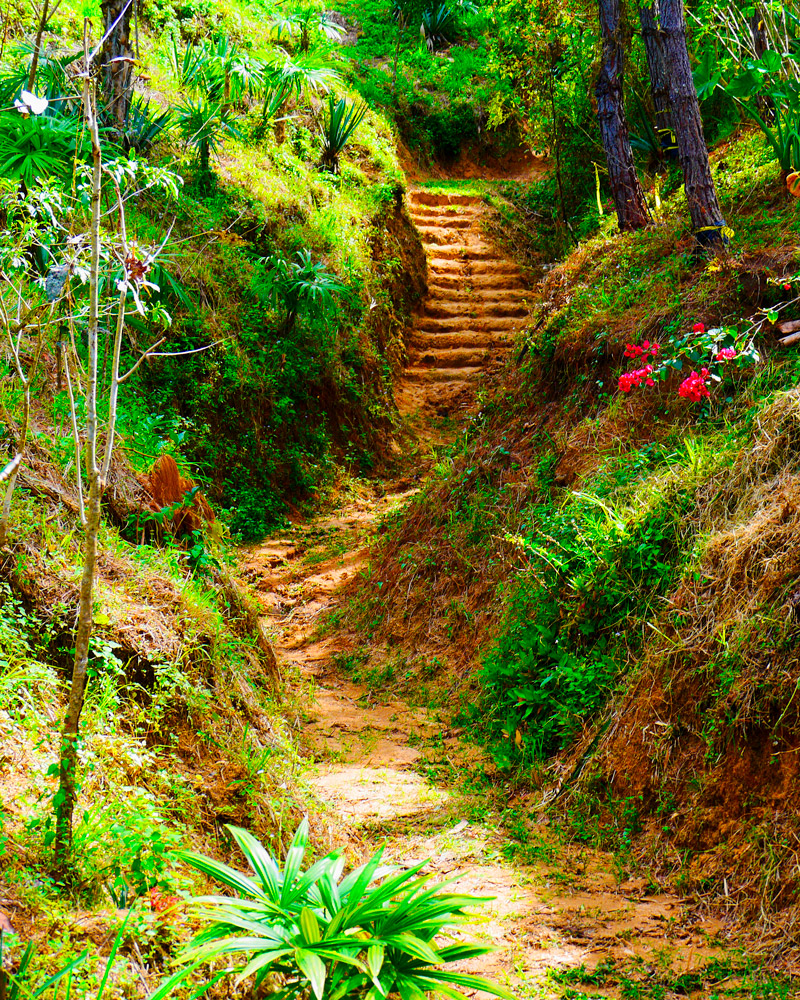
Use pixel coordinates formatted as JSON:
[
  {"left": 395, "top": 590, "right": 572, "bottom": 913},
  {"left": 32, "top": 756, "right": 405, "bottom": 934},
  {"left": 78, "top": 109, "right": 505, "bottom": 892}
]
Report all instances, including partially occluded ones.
[{"left": 396, "top": 188, "right": 530, "bottom": 425}]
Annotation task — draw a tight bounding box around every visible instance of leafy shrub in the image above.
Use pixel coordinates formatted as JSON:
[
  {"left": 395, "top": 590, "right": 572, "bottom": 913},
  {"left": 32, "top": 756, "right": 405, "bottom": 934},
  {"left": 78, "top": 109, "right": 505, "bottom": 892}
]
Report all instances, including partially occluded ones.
[
  {"left": 227, "top": 483, "right": 288, "bottom": 540},
  {"left": 170, "top": 820, "right": 513, "bottom": 1000},
  {"left": 478, "top": 483, "right": 693, "bottom": 762},
  {"left": 0, "top": 112, "right": 89, "bottom": 185},
  {"left": 254, "top": 248, "right": 347, "bottom": 336}
]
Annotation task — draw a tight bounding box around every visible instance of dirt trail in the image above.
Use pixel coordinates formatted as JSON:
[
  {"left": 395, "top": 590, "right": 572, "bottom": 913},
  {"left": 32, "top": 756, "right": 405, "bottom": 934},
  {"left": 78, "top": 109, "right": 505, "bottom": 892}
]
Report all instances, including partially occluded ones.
[
  {"left": 242, "top": 487, "right": 728, "bottom": 999},
  {"left": 395, "top": 189, "right": 530, "bottom": 437}
]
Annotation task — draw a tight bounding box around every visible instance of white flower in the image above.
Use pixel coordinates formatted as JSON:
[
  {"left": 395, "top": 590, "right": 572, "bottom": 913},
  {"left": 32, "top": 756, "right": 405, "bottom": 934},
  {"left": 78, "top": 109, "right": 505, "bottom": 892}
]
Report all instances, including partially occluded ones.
[{"left": 15, "top": 90, "right": 49, "bottom": 115}]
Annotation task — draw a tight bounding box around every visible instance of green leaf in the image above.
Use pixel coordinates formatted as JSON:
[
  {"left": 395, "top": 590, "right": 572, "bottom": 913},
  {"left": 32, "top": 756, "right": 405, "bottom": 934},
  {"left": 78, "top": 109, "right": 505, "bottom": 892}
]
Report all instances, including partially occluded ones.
[
  {"left": 296, "top": 949, "right": 326, "bottom": 1000},
  {"left": 299, "top": 907, "right": 321, "bottom": 944},
  {"left": 224, "top": 826, "right": 282, "bottom": 900},
  {"left": 419, "top": 970, "right": 515, "bottom": 1000},
  {"left": 176, "top": 849, "right": 266, "bottom": 899},
  {"left": 367, "top": 944, "right": 384, "bottom": 979},
  {"left": 280, "top": 819, "right": 310, "bottom": 905}
]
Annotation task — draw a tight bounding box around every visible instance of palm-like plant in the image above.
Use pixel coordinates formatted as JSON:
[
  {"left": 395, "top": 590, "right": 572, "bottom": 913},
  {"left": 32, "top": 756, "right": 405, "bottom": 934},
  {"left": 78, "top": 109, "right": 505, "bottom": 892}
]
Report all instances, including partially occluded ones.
[
  {"left": 256, "top": 249, "right": 347, "bottom": 336},
  {"left": 420, "top": 4, "right": 457, "bottom": 52},
  {"left": 175, "top": 97, "right": 240, "bottom": 175},
  {"left": 168, "top": 822, "right": 513, "bottom": 1000},
  {"left": 261, "top": 48, "right": 339, "bottom": 124},
  {"left": 272, "top": 6, "right": 346, "bottom": 53},
  {"left": 319, "top": 93, "right": 367, "bottom": 173},
  {"left": 0, "top": 111, "right": 89, "bottom": 186}
]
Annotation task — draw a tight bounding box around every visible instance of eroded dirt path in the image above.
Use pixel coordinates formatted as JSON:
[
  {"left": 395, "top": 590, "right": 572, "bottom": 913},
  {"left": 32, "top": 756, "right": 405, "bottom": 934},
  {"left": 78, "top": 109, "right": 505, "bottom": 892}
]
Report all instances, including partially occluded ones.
[{"left": 242, "top": 489, "right": 728, "bottom": 999}]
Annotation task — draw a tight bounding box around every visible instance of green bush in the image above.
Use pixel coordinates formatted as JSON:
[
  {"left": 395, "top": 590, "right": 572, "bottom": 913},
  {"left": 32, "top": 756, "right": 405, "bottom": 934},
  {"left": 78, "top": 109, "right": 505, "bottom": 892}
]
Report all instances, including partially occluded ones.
[
  {"left": 476, "top": 482, "right": 693, "bottom": 763},
  {"left": 169, "top": 820, "right": 513, "bottom": 1000}
]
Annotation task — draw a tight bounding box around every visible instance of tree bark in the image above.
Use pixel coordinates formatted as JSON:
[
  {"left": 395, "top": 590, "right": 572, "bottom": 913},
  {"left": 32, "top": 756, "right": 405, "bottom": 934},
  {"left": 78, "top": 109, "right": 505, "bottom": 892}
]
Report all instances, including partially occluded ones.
[
  {"left": 638, "top": 1, "right": 676, "bottom": 159},
  {"left": 27, "top": 0, "right": 51, "bottom": 92},
  {"left": 595, "top": 0, "right": 650, "bottom": 232},
  {"left": 100, "top": 0, "right": 135, "bottom": 129},
  {"left": 53, "top": 473, "right": 101, "bottom": 876},
  {"left": 659, "top": 0, "right": 725, "bottom": 243}
]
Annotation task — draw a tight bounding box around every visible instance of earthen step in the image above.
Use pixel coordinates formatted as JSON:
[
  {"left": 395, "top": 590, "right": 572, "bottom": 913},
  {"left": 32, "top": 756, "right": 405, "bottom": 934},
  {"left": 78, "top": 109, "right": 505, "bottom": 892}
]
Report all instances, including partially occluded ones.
[
  {"left": 410, "top": 331, "right": 514, "bottom": 350},
  {"left": 412, "top": 347, "right": 494, "bottom": 368},
  {"left": 411, "top": 215, "right": 475, "bottom": 230},
  {"left": 404, "top": 365, "right": 484, "bottom": 383},
  {"left": 428, "top": 258, "right": 522, "bottom": 274},
  {"left": 409, "top": 192, "right": 482, "bottom": 207},
  {"left": 427, "top": 290, "right": 530, "bottom": 307},
  {"left": 424, "top": 300, "right": 529, "bottom": 319},
  {"left": 427, "top": 248, "right": 500, "bottom": 262},
  {"left": 417, "top": 316, "right": 523, "bottom": 334},
  {"left": 415, "top": 228, "right": 464, "bottom": 246},
  {"left": 427, "top": 274, "right": 527, "bottom": 292}
]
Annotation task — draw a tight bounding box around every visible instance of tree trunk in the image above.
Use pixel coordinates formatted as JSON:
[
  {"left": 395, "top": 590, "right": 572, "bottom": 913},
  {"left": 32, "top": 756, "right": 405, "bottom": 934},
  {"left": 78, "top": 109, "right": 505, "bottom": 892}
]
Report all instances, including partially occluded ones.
[
  {"left": 638, "top": 1, "right": 676, "bottom": 159},
  {"left": 53, "top": 473, "right": 101, "bottom": 876},
  {"left": 659, "top": 0, "right": 725, "bottom": 244},
  {"left": 53, "top": 29, "right": 104, "bottom": 876},
  {"left": 100, "top": 0, "right": 135, "bottom": 129},
  {"left": 595, "top": 0, "right": 650, "bottom": 232},
  {"left": 750, "top": 8, "right": 774, "bottom": 121},
  {"left": 27, "top": 0, "right": 51, "bottom": 92},
  {"left": 750, "top": 8, "right": 767, "bottom": 59}
]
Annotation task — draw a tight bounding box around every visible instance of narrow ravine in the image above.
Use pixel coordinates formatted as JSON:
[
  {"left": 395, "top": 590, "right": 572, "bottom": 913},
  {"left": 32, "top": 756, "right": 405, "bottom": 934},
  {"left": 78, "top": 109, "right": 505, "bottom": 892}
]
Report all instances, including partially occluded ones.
[
  {"left": 242, "top": 488, "right": 728, "bottom": 998},
  {"left": 239, "top": 182, "right": 736, "bottom": 997}
]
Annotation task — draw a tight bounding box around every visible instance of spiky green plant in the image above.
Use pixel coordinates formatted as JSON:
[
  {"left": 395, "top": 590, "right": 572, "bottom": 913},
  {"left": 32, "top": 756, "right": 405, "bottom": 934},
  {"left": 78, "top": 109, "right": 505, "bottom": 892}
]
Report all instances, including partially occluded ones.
[
  {"left": 420, "top": 4, "right": 457, "bottom": 51},
  {"left": 174, "top": 97, "right": 240, "bottom": 175},
  {"left": 319, "top": 93, "right": 367, "bottom": 173},
  {"left": 167, "top": 821, "right": 513, "bottom": 1000},
  {"left": 255, "top": 248, "right": 347, "bottom": 336}
]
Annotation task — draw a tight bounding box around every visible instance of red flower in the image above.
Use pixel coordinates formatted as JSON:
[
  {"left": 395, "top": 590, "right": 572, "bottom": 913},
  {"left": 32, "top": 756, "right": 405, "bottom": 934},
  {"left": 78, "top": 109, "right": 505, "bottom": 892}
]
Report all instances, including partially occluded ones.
[
  {"left": 693, "top": 322, "right": 705, "bottom": 333},
  {"left": 784, "top": 283, "right": 792, "bottom": 291},
  {"left": 618, "top": 364, "right": 654, "bottom": 393},
  {"left": 624, "top": 341, "right": 660, "bottom": 360},
  {"left": 678, "top": 368, "right": 711, "bottom": 402},
  {"left": 716, "top": 347, "right": 736, "bottom": 361}
]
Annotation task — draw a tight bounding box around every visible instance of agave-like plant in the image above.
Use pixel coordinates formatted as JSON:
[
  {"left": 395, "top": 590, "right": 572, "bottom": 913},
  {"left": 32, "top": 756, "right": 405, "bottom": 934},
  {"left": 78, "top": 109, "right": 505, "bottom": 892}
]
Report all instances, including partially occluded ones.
[
  {"left": 255, "top": 248, "right": 347, "bottom": 336},
  {"left": 319, "top": 92, "right": 367, "bottom": 173},
  {"left": 175, "top": 97, "right": 240, "bottom": 175},
  {"left": 420, "top": 3, "right": 457, "bottom": 52},
  {"left": 165, "top": 821, "right": 513, "bottom": 1000}
]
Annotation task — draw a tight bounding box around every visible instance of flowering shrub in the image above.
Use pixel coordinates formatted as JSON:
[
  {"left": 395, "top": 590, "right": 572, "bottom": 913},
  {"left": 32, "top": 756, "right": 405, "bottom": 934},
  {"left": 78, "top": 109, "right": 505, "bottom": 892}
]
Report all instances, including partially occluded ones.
[
  {"left": 617, "top": 322, "right": 760, "bottom": 403},
  {"left": 678, "top": 368, "right": 711, "bottom": 401}
]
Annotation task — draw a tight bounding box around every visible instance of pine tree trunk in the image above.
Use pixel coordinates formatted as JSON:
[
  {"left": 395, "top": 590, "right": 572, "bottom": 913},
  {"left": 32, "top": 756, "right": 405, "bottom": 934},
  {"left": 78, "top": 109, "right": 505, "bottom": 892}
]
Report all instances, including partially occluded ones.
[
  {"left": 595, "top": 0, "right": 650, "bottom": 232},
  {"left": 659, "top": 0, "right": 725, "bottom": 243},
  {"left": 638, "top": 1, "right": 676, "bottom": 158},
  {"left": 100, "top": 0, "right": 135, "bottom": 129}
]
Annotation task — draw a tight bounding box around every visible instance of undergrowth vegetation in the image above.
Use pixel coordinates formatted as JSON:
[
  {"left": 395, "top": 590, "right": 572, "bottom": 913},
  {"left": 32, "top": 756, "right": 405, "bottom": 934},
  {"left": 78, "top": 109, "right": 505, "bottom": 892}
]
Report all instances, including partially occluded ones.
[{"left": 351, "top": 114, "right": 800, "bottom": 928}]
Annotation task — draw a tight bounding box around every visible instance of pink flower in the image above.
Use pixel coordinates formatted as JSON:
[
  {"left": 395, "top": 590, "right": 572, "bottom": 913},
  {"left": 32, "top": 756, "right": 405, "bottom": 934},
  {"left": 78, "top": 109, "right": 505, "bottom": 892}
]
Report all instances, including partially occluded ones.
[
  {"left": 693, "top": 322, "right": 705, "bottom": 333},
  {"left": 624, "top": 341, "right": 660, "bottom": 360},
  {"left": 716, "top": 348, "right": 737, "bottom": 361},
  {"left": 618, "top": 364, "right": 654, "bottom": 393},
  {"left": 678, "top": 368, "right": 711, "bottom": 402}
]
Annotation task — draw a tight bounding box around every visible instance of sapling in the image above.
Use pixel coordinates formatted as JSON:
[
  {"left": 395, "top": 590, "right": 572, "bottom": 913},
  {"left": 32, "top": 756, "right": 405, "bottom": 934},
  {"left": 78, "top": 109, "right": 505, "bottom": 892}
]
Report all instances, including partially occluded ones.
[{"left": 51, "top": 20, "right": 210, "bottom": 875}]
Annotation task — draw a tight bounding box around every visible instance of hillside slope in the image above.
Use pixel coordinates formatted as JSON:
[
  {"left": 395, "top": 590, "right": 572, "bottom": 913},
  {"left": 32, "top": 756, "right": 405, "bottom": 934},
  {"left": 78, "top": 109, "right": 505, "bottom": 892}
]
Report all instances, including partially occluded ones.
[{"left": 345, "top": 126, "right": 800, "bottom": 942}]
